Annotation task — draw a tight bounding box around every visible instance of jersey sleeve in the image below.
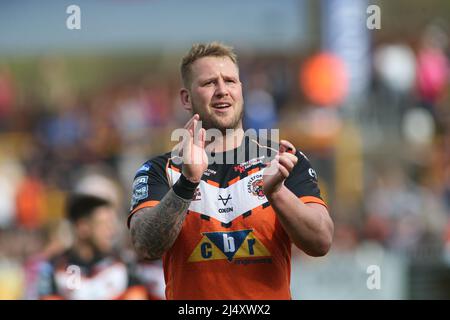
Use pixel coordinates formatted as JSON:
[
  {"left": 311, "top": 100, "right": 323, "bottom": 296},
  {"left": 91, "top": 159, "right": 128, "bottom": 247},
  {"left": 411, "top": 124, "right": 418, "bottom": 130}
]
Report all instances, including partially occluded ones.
[
  {"left": 127, "top": 155, "right": 170, "bottom": 228},
  {"left": 283, "top": 150, "right": 327, "bottom": 208}
]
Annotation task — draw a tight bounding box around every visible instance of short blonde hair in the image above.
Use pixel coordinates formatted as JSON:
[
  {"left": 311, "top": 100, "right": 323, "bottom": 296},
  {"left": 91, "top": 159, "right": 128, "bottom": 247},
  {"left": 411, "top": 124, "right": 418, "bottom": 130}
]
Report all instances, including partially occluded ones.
[{"left": 181, "top": 42, "right": 238, "bottom": 87}]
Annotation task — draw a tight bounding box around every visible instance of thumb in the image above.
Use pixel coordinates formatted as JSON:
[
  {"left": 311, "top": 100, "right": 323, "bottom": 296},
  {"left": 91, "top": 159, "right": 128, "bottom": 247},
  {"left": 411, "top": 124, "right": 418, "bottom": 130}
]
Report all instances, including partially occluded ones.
[
  {"left": 198, "top": 128, "right": 206, "bottom": 149},
  {"left": 264, "top": 156, "right": 280, "bottom": 177}
]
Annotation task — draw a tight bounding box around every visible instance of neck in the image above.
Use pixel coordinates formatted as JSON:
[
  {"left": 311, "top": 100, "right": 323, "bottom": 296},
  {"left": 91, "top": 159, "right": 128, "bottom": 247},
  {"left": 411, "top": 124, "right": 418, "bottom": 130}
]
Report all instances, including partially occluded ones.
[
  {"left": 73, "top": 240, "right": 95, "bottom": 263},
  {"left": 206, "top": 125, "right": 244, "bottom": 153}
]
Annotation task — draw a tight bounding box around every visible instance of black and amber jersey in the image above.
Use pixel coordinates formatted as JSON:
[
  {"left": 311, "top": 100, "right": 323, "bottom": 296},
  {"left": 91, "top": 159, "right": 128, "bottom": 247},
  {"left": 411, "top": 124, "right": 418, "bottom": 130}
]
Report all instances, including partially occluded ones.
[
  {"left": 128, "top": 135, "right": 327, "bottom": 299},
  {"left": 37, "top": 249, "right": 150, "bottom": 300}
]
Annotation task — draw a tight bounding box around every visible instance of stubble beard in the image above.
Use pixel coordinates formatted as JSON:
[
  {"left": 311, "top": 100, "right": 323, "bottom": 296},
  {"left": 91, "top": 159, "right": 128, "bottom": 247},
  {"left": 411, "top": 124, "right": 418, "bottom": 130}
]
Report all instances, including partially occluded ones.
[{"left": 193, "top": 103, "right": 244, "bottom": 135}]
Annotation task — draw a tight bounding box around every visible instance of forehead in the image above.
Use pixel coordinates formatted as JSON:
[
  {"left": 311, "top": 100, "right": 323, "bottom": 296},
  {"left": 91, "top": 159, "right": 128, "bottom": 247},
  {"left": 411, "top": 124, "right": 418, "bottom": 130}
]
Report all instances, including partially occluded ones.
[
  {"left": 190, "top": 56, "right": 239, "bottom": 80},
  {"left": 91, "top": 206, "right": 115, "bottom": 221}
]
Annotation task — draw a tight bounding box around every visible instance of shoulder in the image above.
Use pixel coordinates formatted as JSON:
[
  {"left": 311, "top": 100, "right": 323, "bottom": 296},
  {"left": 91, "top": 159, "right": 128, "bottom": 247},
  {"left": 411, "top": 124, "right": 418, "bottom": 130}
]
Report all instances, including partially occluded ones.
[
  {"left": 48, "top": 249, "right": 75, "bottom": 271},
  {"left": 139, "top": 152, "right": 171, "bottom": 170},
  {"left": 134, "top": 152, "right": 173, "bottom": 177}
]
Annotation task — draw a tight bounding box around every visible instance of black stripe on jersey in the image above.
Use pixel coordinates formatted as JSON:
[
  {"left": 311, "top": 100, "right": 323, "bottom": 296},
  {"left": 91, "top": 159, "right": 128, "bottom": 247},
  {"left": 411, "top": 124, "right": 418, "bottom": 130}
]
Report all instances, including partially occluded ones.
[
  {"left": 242, "top": 201, "right": 269, "bottom": 219},
  {"left": 167, "top": 136, "right": 276, "bottom": 189},
  {"left": 262, "top": 201, "right": 270, "bottom": 209},
  {"left": 221, "top": 221, "right": 233, "bottom": 228}
]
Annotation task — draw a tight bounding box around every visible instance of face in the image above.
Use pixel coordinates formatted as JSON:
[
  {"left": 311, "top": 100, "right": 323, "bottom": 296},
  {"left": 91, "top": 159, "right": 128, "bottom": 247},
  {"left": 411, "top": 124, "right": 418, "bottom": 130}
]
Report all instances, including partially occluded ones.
[
  {"left": 181, "top": 56, "right": 244, "bottom": 132},
  {"left": 79, "top": 206, "right": 118, "bottom": 254}
]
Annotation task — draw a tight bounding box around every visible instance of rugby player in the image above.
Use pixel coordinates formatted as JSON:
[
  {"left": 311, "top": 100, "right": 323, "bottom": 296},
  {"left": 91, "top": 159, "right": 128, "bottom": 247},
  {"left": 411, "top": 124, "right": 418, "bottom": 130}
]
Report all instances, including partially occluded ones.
[{"left": 128, "top": 42, "right": 333, "bottom": 299}]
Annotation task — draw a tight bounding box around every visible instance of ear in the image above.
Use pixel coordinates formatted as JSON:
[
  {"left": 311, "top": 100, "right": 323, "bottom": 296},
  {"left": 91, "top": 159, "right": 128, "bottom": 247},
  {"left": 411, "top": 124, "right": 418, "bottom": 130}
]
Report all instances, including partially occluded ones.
[{"left": 180, "top": 88, "right": 192, "bottom": 112}]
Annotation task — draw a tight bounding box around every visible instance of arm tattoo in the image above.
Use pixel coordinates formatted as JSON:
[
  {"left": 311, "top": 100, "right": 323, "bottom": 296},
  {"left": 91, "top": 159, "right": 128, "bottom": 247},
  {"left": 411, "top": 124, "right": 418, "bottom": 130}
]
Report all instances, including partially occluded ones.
[{"left": 130, "top": 189, "right": 191, "bottom": 260}]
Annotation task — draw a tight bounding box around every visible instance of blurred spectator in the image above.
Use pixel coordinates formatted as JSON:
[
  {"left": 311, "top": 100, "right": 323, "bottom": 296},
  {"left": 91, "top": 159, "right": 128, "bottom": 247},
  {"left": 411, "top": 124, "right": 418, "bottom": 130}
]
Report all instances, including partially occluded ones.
[
  {"left": 0, "top": 155, "right": 23, "bottom": 228},
  {"left": 0, "top": 66, "right": 15, "bottom": 129},
  {"left": 416, "top": 23, "right": 449, "bottom": 111},
  {"left": 35, "top": 194, "right": 153, "bottom": 300},
  {"left": 364, "top": 167, "right": 418, "bottom": 249},
  {"left": 15, "top": 167, "right": 47, "bottom": 230},
  {"left": 243, "top": 72, "right": 278, "bottom": 130}
]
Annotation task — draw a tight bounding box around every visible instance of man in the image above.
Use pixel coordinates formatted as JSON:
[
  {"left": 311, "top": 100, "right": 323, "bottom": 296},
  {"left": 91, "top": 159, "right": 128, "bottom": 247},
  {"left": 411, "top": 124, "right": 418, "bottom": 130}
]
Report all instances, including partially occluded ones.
[
  {"left": 128, "top": 42, "right": 333, "bottom": 299},
  {"left": 38, "top": 194, "right": 150, "bottom": 300}
]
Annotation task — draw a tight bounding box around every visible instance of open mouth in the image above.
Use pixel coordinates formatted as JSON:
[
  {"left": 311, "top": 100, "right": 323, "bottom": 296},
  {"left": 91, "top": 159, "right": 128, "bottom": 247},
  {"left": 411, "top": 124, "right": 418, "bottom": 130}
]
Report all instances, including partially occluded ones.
[{"left": 211, "top": 102, "right": 232, "bottom": 110}]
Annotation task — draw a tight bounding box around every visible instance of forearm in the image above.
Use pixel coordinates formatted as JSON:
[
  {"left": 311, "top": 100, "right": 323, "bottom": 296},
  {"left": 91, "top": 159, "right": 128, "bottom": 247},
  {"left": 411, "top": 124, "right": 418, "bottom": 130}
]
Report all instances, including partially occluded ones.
[
  {"left": 130, "top": 189, "right": 191, "bottom": 260},
  {"left": 267, "top": 185, "right": 333, "bottom": 256}
]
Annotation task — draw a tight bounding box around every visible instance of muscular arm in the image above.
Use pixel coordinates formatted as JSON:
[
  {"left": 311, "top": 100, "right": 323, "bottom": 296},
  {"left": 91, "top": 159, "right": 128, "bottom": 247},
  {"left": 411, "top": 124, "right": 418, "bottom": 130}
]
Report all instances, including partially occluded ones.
[
  {"left": 267, "top": 185, "right": 333, "bottom": 257},
  {"left": 130, "top": 189, "right": 191, "bottom": 260},
  {"left": 129, "top": 114, "right": 208, "bottom": 260},
  {"left": 263, "top": 140, "right": 333, "bottom": 256}
]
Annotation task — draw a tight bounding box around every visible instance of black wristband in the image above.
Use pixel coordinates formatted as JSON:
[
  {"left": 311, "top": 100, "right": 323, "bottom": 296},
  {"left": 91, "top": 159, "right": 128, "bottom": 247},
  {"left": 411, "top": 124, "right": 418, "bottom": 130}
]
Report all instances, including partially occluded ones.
[{"left": 172, "top": 174, "right": 200, "bottom": 200}]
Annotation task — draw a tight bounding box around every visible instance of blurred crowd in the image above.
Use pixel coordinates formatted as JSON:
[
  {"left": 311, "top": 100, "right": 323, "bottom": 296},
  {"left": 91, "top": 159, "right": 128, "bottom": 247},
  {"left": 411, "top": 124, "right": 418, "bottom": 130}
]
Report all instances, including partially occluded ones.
[{"left": 0, "top": 22, "right": 449, "bottom": 299}]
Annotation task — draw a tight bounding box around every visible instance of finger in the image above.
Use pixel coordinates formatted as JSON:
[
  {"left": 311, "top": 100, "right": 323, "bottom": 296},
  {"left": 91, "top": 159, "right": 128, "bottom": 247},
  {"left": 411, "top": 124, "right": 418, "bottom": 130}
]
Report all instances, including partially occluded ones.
[
  {"left": 279, "top": 152, "right": 298, "bottom": 166},
  {"left": 264, "top": 157, "right": 279, "bottom": 177},
  {"left": 182, "top": 122, "right": 194, "bottom": 160},
  {"left": 278, "top": 163, "right": 290, "bottom": 178},
  {"left": 179, "top": 128, "right": 191, "bottom": 150},
  {"left": 279, "top": 140, "right": 296, "bottom": 154},
  {"left": 278, "top": 155, "right": 295, "bottom": 171},
  {"left": 277, "top": 155, "right": 295, "bottom": 172},
  {"left": 182, "top": 132, "right": 192, "bottom": 160},
  {"left": 184, "top": 114, "right": 199, "bottom": 130},
  {"left": 189, "top": 118, "right": 198, "bottom": 137},
  {"left": 198, "top": 128, "right": 206, "bottom": 149},
  {"left": 193, "top": 120, "right": 203, "bottom": 147},
  {"left": 183, "top": 116, "right": 194, "bottom": 130}
]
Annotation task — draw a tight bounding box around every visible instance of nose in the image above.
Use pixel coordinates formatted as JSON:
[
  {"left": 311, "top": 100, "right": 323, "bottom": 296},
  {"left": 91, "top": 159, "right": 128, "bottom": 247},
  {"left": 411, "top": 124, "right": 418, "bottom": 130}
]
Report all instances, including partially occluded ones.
[{"left": 214, "top": 78, "right": 229, "bottom": 98}]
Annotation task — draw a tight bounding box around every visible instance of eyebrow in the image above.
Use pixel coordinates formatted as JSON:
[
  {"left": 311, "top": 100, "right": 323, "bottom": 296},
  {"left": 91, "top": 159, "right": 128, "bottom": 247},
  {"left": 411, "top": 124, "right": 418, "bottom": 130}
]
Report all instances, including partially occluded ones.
[
  {"left": 223, "top": 75, "right": 238, "bottom": 80},
  {"left": 200, "top": 76, "right": 217, "bottom": 83},
  {"left": 199, "top": 75, "right": 238, "bottom": 83}
]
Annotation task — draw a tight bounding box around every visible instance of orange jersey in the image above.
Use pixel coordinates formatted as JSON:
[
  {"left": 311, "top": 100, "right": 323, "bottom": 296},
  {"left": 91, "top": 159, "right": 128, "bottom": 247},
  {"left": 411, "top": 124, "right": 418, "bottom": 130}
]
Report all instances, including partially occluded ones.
[{"left": 128, "top": 136, "right": 326, "bottom": 299}]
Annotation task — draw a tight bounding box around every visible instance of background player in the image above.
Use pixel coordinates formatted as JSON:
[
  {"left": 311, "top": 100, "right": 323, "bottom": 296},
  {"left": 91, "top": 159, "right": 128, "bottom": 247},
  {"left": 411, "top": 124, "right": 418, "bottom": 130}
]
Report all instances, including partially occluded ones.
[{"left": 38, "top": 193, "right": 151, "bottom": 300}]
